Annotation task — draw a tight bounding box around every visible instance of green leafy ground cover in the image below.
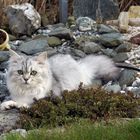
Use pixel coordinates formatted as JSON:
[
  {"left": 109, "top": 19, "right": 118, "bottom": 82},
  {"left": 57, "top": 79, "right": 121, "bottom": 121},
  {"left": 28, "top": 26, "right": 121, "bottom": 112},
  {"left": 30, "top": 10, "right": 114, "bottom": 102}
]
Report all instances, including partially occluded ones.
[{"left": 18, "top": 87, "right": 140, "bottom": 130}]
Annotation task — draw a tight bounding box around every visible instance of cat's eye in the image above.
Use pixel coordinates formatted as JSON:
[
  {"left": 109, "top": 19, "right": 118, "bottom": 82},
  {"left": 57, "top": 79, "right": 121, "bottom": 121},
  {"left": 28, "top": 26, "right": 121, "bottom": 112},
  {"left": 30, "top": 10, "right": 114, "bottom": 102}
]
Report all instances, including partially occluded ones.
[
  {"left": 30, "top": 70, "right": 37, "bottom": 76},
  {"left": 17, "top": 70, "right": 23, "bottom": 75}
]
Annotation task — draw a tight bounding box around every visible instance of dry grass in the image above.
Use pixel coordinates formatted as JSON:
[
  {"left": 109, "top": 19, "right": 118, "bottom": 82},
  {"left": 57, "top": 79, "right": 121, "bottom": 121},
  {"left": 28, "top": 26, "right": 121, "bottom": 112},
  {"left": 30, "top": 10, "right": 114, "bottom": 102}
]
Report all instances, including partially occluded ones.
[
  {"left": 0, "top": 0, "right": 140, "bottom": 27},
  {"left": 118, "top": 0, "right": 140, "bottom": 11},
  {"left": 0, "top": 0, "right": 29, "bottom": 8}
]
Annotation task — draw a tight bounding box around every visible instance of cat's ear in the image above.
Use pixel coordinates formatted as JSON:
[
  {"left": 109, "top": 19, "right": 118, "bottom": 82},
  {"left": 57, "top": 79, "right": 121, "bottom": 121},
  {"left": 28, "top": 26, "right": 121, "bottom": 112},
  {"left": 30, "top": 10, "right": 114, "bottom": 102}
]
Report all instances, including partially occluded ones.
[
  {"left": 9, "top": 49, "right": 21, "bottom": 62},
  {"left": 36, "top": 51, "right": 47, "bottom": 64}
]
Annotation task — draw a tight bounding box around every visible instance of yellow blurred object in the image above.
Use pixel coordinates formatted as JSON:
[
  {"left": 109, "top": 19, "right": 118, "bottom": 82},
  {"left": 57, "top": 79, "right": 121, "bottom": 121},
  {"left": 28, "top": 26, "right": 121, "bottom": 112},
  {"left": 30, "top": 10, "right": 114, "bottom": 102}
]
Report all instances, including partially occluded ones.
[
  {"left": 128, "top": 6, "right": 140, "bottom": 18},
  {"left": 0, "top": 29, "right": 10, "bottom": 50}
]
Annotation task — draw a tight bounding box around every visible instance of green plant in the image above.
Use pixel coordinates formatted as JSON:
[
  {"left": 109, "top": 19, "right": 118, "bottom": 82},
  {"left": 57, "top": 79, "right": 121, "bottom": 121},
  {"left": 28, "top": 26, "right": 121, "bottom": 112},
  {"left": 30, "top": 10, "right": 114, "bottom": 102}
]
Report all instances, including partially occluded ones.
[
  {"left": 3, "top": 119, "right": 140, "bottom": 140},
  {"left": 18, "top": 87, "right": 140, "bottom": 130}
]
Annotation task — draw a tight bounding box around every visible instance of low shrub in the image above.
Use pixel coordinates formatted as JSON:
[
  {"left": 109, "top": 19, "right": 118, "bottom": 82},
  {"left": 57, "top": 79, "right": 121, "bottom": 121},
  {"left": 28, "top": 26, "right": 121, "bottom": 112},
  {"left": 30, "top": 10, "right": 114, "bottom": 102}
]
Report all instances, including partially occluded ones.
[{"left": 18, "top": 86, "right": 140, "bottom": 130}]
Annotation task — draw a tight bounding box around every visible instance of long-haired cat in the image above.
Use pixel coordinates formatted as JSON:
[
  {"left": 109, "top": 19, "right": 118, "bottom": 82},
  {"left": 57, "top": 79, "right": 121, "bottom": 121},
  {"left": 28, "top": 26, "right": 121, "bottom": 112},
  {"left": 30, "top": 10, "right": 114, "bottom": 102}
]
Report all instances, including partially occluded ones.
[{"left": 0, "top": 49, "right": 118, "bottom": 110}]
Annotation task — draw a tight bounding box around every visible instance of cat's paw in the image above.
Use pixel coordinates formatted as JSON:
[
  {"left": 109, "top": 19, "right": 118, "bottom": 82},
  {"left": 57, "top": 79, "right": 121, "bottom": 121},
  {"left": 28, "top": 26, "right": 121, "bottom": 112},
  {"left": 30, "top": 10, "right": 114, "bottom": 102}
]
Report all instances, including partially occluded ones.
[
  {"left": 17, "top": 103, "right": 29, "bottom": 109},
  {"left": 0, "top": 100, "right": 17, "bottom": 110}
]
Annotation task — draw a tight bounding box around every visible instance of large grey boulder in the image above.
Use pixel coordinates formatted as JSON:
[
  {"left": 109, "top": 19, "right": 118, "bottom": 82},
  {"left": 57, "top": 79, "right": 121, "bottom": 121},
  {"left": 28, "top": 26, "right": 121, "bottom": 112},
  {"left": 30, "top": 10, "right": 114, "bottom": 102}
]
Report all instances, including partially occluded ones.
[
  {"left": 5, "top": 3, "right": 41, "bottom": 36},
  {"left": 73, "top": 0, "right": 119, "bottom": 21},
  {"left": 17, "top": 38, "right": 49, "bottom": 55}
]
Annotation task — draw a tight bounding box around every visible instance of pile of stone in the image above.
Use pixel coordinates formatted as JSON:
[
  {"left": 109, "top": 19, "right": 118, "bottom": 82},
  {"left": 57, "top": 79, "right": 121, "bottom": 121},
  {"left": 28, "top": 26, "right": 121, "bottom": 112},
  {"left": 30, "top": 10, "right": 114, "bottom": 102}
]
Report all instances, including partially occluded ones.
[{"left": 0, "top": 2, "right": 140, "bottom": 135}]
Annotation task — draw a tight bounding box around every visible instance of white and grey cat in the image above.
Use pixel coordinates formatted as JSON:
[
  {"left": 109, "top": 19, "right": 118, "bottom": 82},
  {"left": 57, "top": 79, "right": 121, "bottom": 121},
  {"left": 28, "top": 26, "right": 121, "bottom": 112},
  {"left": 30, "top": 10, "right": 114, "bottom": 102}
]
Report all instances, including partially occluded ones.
[{"left": 0, "top": 49, "right": 118, "bottom": 110}]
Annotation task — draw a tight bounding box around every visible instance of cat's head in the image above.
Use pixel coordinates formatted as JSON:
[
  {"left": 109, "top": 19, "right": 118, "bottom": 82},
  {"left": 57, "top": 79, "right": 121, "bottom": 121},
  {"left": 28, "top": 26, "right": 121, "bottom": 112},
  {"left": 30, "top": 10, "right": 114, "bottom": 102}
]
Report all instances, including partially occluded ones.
[{"left": 7, "top": 49, "right": 49, "bottom": 87}]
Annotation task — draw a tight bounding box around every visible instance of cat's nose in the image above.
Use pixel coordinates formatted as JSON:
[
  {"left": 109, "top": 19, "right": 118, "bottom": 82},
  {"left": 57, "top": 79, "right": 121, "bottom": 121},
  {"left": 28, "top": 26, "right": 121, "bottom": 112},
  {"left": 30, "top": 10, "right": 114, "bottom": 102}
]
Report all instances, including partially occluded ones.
[
  {"left": 23, "top": 74, "right": 29, "bottom": 81},
  {"left": 23, "top": 78, "right": 29, "bottom": 82}
]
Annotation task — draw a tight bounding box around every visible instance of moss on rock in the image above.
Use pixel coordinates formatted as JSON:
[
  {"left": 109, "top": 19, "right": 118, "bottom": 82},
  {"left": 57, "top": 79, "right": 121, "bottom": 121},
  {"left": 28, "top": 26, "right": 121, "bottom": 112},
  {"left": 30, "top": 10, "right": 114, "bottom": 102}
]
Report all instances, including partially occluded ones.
[{"left": 47, "top": 36, "right": 62, "bottom": 47}]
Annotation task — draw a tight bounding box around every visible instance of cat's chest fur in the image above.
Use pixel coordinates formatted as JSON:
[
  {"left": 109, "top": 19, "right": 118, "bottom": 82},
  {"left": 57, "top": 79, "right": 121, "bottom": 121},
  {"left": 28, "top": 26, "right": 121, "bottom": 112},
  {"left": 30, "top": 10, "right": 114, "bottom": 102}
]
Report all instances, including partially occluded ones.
[{"left": 7, "top": 79, "right": 51, "bottom": 105}]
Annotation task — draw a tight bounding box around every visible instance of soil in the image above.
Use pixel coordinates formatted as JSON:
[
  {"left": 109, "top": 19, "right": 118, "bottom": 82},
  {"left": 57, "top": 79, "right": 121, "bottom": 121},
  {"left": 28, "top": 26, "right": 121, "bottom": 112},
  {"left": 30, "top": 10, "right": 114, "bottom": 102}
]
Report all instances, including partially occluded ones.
[{"left": 0, "top": 30, "right": 6, "bottom": 45}]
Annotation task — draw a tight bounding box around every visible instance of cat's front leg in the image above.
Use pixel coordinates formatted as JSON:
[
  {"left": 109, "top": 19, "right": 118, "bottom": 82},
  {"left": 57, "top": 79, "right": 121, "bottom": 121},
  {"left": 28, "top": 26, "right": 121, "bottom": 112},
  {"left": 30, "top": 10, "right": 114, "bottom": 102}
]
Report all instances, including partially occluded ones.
[
  {"left": 0, "top": 100, "right": 29, "bottom": 110},
  {"left": 0, "top": 100, "right": 17, "bottom": 110}
]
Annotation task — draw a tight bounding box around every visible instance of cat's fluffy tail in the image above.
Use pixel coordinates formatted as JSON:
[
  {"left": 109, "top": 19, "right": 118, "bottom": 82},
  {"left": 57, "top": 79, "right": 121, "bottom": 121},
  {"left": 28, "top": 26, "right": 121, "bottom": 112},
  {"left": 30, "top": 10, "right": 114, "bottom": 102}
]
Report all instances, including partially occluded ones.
[{"left": 78, "top": 55, "right": 119, "bottom": 81}]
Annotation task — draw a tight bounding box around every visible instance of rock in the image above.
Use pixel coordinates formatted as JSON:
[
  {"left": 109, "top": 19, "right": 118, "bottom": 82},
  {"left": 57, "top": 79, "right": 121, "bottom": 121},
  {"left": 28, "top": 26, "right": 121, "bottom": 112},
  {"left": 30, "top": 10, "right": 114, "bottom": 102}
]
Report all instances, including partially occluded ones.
[
  {"left": 10, "top": 40, "right": 24, "bottom": 47},
  {"left": 97, "top": 24, "right": 119, "bottom": 34},
  {"left": 57, "top": 45, "right": 71, "bottom": 54},
  {"left": 0, "top": 72, "right": 6, "bottom": 85},
  {"left": 36, "top": 28, "right": 51, "bottom": 35},
  {"left": 8, "top": 34, "right": 17, "bottom": 41},
  {"left": 0, "top": 72, "right": 9, "bottom": 102},
  {"left": 48, "top": 27, "right": 72, "bottom": 40},
  {"left": 0, "top": 109, "right": 19, "bottom": 135},
  {"left": 129, "top": 18, "right": 140, "bottom": 26},
  {"left": 71, "top": 48, "right": 86, "bottom": 58},
  {"left": 32, "top": 34, "right": 48, "bottom": 40},
  {"left": 99, "top": 33, "right": 123, "bottom": 47},
  {"left": 130, "top": 34, "right": 140, "bottom": 45},
  {"left": 0, "top": 51, "right": 10, "bottom": 62},
  {"left": 91, "top": 79, "right": 102, "bottom": 88},
  {"left": 19, "top": 35, "right": 30, "bottom": 41},
  {"left": 41, "top": 14, "right": 49, "bottom": 27},
  {"left": 47, "top": 36, "right": 62, "bottom": 47},
  {"left": 132, "top": 78, "right": 140, "bottom": 87},
  {"left": 128, "top": 6, "right": 140, "bottom": 18},
  {"left": 81, "top": 41, "right": 102, "bottom": 54},
  {"left": 0, "top": 129, "right": 27, "bottom": 139},
  {"left": 74, "top": 35, "right": 99, "bottom": 46},
  {"left": 115, "top": 42, "right": 132, "bottom": 53},
  {"left": 118, "top": 12, "right": 129, "bottom": 33},
  {"left": 17, "top": 38, "right": 49, "bottom": 55},
  {"left": 113, "top": 52, "right": 130, "bottom": 62},
  {"left": 118, "top": 70, "right": 137, "bottom": 87},
  {"left": 67, "top": 16, "right": 76, "bottom": 28},
  {"left": 0, "top": 61, "right": 8, "bottom": 71},
  {"left": 125, "top": 87, "right": 140, "bottom": 97},
  {"left": 101, "top": 48, "right": 117, "bottom": 57},
  {"left": 9, "top": 43, "right": 19, "bottom": 51},
  {"left": 45, "top": 47, "right": 57, "bottom": 57},
  {"left": 10, "top": 129, "right": 27, "bottom": 138},
  {"left": 104, "top": 81, "right": 121, "bottom": 93},
  {"left": 5, "top": 3, "right": 41, "bottom": 36},
  {"left": 47, "top": 23, "right": 65, "bottom": 30},
  {"left": 0, "top": 85, "right": 9, "bottom": 102},
  {"left": 76, "top": 17, "right": 96, "bottom": 31},
  {"left": 73, "top": 0, "right": 119, "bottom": 21}
]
